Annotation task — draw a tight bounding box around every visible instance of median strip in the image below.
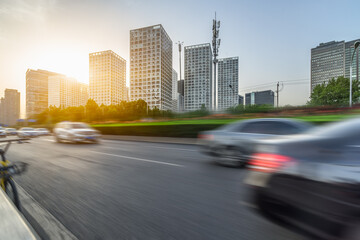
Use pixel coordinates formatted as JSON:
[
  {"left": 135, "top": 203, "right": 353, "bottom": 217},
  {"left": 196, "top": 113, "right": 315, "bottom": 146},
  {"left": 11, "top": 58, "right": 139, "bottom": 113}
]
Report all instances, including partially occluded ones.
[{"left": 89, "top": 151, "right": 184, "bottom": 167}]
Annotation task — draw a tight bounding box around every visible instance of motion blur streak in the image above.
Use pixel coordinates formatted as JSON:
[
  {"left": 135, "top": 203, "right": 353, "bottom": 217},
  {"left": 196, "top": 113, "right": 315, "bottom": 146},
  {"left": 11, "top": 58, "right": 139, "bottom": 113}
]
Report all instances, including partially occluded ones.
[
  {"left": 11, "top": 136, "right": 303, "bottom": 240},
  {"left": 245, "top": 117, "right": 360, "bottom": 240}
]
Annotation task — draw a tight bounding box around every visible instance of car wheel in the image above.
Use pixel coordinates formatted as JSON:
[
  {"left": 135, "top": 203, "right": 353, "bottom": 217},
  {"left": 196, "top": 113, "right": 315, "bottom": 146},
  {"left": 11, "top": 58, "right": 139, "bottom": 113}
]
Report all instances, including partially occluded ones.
[
  {"left": 343, "top": 221, "right": 360, "bottom": 240},
  {"left": 216, "top": 146, "right": 246, "bottom": 168},
  {"left": 55, "top": 135, "right": 62, "bottom": 143}
]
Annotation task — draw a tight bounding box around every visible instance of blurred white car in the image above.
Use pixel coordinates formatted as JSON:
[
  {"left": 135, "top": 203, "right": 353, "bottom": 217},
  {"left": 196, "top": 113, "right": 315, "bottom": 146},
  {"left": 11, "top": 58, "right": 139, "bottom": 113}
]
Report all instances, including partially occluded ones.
[
  {"left": 17, "top": 127, "right": 38, "bottom": 138},
  {"left": 5, "top": 128, "right": 17, "bottom": 136},
  {"left": 35, "top": 128, "right": 50, "bottom": 136},
  {"left": 53, "top": 122, "right": 101, "bottom": 143},
  {"left": 0, "top": 128, "right": 6, "bottom": 138}
]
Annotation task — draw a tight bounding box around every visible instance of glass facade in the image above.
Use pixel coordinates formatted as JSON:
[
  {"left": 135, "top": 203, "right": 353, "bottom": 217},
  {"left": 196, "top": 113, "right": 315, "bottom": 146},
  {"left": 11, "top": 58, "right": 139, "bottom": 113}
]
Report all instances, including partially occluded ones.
[{"left": 311, "top": 39, "right": 360, "bottom": 92}]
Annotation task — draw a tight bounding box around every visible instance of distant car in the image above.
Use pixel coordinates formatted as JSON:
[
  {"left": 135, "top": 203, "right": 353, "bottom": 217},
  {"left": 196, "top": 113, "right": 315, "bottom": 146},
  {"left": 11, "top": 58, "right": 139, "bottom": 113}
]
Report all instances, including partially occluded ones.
[
  {"left": 0, "top": 128, "right": 6, "bottom": 138},
  {"left": 35, "top": 128, "right": 50, "bottom": 136},
  {"left": 53, "top": 122, "right": 101, "bottom": 143},
  {"left": 5, "top": 128, "right": 17, "bottom": 136},
  {"left": 17, "top": 127, "right": 37, "bottom": 138},
  {"left": 198, "top": 118, "right": 313, "bottom": 167},
  {"left": 244, "top": 117, "right": 360, "bottom": 240}
]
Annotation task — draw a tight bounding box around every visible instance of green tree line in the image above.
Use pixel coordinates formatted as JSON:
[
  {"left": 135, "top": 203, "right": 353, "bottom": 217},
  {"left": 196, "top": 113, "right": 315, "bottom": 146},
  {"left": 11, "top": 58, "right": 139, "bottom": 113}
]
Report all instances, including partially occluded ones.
[{"left": 34, "top": 99, "right": 173, "bottom": 124}]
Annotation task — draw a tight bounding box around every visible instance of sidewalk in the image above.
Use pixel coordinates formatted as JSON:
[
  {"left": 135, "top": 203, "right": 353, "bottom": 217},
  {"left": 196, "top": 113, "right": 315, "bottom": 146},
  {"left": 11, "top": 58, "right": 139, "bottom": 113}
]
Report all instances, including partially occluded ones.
[{"left": 101, "top": 135, "right": 198, "bottom": 145}]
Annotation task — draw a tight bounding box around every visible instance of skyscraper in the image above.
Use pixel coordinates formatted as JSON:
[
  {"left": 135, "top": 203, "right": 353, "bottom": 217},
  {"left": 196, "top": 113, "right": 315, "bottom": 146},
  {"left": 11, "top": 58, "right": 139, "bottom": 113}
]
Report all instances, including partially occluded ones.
[
  {"left": 79, "top": 83, "right": 89, "bottom": 106},
  {"left": 184, "top": 43, "right": 213, "bottom": 111},
  {"left": 0, "top": 89, "right": 20, "bottom": 126},
  {"left": 48, "top": 75, "right": 89, "bottom": 107},
  {"left": 245, "top": 90, "right": 274, "bottom": 106},
  {"left": 217, "top": 57, "right": 239, "bottom": 110},
  {"left": 172, "top": 69, "right": 178, "bottom": 111},
  {"left": 26, "top": 69, "right": 62, "bottom": 118},
  {"left": 89, "top": 50, "right": 126, "bottom": 106},
  {"left": 130, "top": 24, "right": 173, "bottom": 110},
  {"left": 177, "top": 79, "right": 184, "bottom": 112},
  {"left": 311, "top": 39, "right": 360, "bottom": 92}
]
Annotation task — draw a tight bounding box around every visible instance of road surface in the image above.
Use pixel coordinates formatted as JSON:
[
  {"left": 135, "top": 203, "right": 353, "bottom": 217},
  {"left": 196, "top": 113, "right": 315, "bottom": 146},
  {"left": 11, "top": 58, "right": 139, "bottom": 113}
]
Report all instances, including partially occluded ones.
[{"left": 8, "top": 136, "right": 304, "bottom": 240}]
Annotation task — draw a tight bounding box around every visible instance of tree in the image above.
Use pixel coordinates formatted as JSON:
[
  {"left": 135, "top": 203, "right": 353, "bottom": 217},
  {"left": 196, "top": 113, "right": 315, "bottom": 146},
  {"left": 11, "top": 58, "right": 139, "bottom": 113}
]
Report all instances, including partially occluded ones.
[
  {"left": 85, "top": 99, "right": 100, "bottom": 122},
  {"left": 308, "top": 76, "right": 360, "bottom": 106}
]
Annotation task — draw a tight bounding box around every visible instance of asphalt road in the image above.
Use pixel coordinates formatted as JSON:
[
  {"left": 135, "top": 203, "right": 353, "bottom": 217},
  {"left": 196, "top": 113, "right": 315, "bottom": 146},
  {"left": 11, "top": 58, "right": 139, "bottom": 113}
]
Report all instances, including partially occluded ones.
[{"left": 8, "top": 136, "right": 304, "bottom": 240}]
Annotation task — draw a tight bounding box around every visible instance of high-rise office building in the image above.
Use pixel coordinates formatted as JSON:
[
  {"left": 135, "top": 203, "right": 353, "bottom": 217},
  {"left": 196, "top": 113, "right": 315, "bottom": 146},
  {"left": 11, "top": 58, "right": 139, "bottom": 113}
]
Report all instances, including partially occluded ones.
[
  {"left": 0, "top": 89, "right": 20, "bottom": 126},
  {"left": 48, "top": 75, "right": 88, "bottom": 107},
  {"left": 245, "top": 90, "right": 274, "bottom": 106},
  {"left": 217, "top": 57, "right": 239, "bottom": 110},
  {"left": 344, "top": 39, "right": 360, "bottom": 80},
  {"left": 130, "top": 24, "right": 173, "bottom": 110},
  {"left": 89, "top": 50, "right": 126, "bottom": 106},
  {"left": 184, "top": 43, "right": 213, "bottom": 111},
  {"left": 79, "top": 83, "right": 89, "bottom": 106},
  {"left": 172, "top": 69, "right": 178, "bottom": 111},
  {"left": 238, "top": 95, "right": 244, "bottom": 105},
  {"left": 26, "top": 69, "right": 62, "bottom": 118},
  {"left": 177, "top": 79, "right": 184, "bottom": 112},
  {"left": 311, "top": 39, "right": 360, "bottom": 92}
]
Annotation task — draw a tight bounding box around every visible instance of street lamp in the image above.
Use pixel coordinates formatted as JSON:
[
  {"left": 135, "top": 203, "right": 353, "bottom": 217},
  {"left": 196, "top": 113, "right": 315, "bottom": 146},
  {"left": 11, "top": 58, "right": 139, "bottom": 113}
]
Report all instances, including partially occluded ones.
[
  {"left": 137, "top": 87, "right": 148, "bottom": 115},
  {"left": 350, "top": 41, "right": 360, "bottom": 107}
]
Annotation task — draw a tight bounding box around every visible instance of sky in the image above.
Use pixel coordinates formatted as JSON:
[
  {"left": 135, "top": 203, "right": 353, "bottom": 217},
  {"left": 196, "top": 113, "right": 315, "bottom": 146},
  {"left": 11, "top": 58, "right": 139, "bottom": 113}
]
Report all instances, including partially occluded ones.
[{"left": 1, "top": 0, "right": 360, "bottom": 117}]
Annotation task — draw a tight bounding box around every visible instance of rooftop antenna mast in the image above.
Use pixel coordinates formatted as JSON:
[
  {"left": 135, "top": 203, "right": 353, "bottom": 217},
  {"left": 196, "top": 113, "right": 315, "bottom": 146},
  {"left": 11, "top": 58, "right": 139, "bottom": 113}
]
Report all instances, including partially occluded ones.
[{"left": 212, "top": 12, "right": 221, "bottom": 110}]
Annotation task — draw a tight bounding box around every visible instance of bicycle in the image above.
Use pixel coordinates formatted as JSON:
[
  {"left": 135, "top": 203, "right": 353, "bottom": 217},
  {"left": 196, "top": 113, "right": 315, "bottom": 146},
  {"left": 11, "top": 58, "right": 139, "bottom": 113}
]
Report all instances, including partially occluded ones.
[{"left": 0, "top": 138, "right": 28, "bottom": 211}]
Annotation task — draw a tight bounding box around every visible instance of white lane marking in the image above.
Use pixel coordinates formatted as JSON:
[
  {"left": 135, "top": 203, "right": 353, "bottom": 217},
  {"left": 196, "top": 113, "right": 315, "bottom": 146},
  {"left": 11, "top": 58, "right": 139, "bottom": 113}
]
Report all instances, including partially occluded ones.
[
  {"left": 90, "top": 151, "right": 183, "bottom": 167},
  {"left": 238, "top": 200, "right": 257, "bottom": 209},
  {"left": 101, "top": 145, "right": 196, "bottom": 152}
]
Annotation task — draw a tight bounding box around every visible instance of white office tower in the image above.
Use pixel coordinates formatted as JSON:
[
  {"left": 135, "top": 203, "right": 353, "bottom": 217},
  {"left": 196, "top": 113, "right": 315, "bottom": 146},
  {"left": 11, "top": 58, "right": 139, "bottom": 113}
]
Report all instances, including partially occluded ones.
[
  {"left": 89, "top": 50, "right": 126, "bottom": 106},
  {"left": 130, "top": 24, "right": 173, "bottom": 110},
  {"left": 184, "top": 43, "right": 213, "bottom": 111},
  {"left": 217, "top": 57, "right": 239, "bottom": 110}
]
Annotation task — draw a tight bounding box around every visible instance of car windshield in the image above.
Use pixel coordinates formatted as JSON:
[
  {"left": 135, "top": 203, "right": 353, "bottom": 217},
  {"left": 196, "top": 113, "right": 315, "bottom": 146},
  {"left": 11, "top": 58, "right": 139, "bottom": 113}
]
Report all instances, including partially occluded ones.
[
  {"left": 22, "top": 128, "right": 34, "bottom": 131},
  {"left": 38, "top": 128, "right": 46, "bottom": 131},
  {"left": 71, "top": 123, "right": 90, "bottom": 129}
]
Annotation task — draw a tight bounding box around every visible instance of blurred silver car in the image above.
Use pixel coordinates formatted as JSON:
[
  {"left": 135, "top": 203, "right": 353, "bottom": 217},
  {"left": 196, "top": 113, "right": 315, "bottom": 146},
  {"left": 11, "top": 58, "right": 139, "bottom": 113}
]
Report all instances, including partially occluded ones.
[
  {"left": 198, "top": 118, "right": 313, "bottom": 167},
  {"left": 35, "top": 128, "right": 50, "bottom": 136},
  {"left": 17, "top": 127, "right": 37, "bottom": 138},
  {"left": 0, "top": 128, "right": 6, "bottom": 138},
  {"left": 53, "top": 122, "right": 101, "bottom": 143},
  {"left": 5, "top": 128, "right": 17, "bottom": 136}
]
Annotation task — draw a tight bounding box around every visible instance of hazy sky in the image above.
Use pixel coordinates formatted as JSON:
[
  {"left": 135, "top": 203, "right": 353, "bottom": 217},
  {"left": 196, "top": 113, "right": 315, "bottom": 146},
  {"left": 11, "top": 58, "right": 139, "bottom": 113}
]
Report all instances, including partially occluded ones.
[{"left": 1, "top": 0, "right": 360, "bottom": 116}]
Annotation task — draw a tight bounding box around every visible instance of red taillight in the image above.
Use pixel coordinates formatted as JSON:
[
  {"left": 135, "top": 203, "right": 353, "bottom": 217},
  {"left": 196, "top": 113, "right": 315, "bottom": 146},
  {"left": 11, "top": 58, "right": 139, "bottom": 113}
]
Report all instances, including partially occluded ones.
[
  {"left": 249, "top": 153, "right": 293, "bottom": 172},
  {"left": 198, "top": 134, "right": 214, "bottom": 140}
]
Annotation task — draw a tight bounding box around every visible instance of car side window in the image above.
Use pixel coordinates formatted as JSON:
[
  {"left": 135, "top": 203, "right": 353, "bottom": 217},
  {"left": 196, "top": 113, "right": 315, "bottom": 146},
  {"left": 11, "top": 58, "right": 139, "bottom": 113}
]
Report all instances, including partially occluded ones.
[
  {"left": 239, "top": 122, "right": 272, "bottom": 134},
  {"left": 265, "top": 122, "right": 301, "bottom": 135}
]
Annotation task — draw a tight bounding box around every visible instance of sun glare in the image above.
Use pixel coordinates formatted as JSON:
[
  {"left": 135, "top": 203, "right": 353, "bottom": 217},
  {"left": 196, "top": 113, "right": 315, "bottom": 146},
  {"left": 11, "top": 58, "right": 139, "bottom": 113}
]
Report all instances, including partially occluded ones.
[{"left": 33, "top": 45, "right": 89, "bottom": 84}]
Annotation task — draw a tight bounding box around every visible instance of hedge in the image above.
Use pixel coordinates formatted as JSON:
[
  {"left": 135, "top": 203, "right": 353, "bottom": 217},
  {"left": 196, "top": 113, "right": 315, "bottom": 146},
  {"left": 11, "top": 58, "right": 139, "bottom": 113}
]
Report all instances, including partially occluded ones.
[
  {"left": 93, "top": 124, "right": 224, "bottom": 138},
  {"left": 93, "top": 121, "right": 332, "bottom": 138}
]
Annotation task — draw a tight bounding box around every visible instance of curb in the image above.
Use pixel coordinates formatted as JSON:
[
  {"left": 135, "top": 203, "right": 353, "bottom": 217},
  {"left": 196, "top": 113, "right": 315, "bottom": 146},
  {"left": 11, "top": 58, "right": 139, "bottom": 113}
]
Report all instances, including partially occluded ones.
[{"left": 17, "top": 185, "right": 78, "bottom": 240}]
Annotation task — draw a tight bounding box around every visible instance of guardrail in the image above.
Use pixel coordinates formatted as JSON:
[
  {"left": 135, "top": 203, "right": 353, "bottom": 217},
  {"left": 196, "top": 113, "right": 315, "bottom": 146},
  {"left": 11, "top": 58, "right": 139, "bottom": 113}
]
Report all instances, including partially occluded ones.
[{"left": 0, "top": 189, "right": 39, "bottom": 240}]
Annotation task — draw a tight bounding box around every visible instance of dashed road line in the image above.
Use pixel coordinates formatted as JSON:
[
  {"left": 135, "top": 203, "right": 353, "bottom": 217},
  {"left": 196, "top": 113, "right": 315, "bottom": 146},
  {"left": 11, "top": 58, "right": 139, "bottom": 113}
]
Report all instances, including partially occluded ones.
[{"left": 89, "top": 151, "right": 184, "bottom": 167}]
